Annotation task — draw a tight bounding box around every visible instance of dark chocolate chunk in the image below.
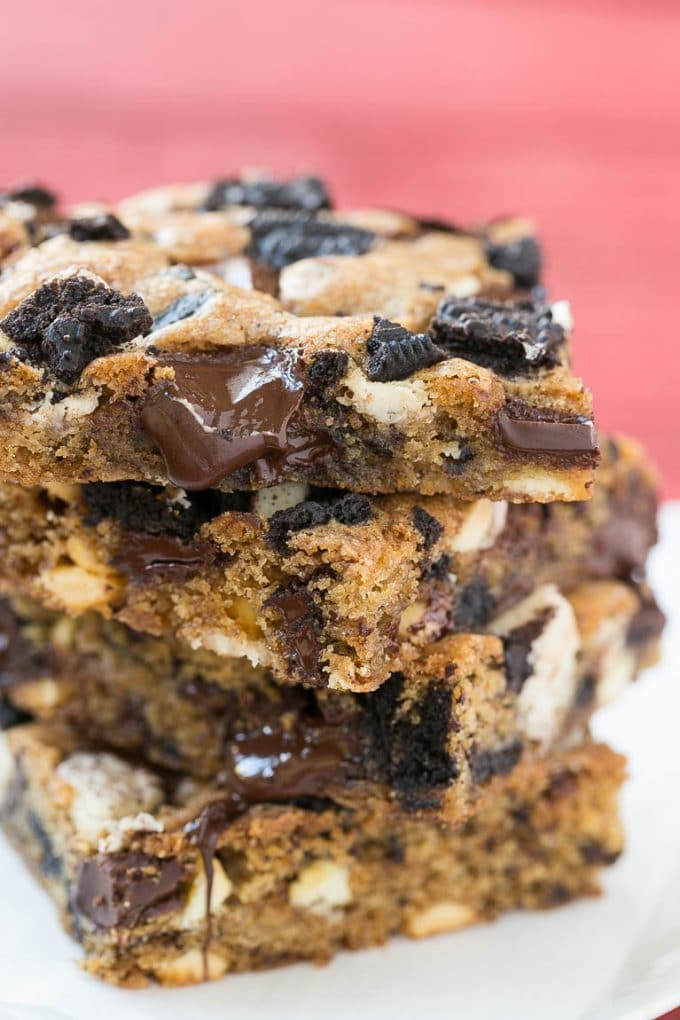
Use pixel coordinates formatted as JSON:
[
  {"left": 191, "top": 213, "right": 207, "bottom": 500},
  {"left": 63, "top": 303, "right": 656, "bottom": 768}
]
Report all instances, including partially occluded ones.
[
  {"left": 68, "top": 214, "right": 130, "bottom": 242},
  {"left": 152, "top": 290, "right": 213, "bottom": 330},
  {"left": 141, "top": 347, "right": 304, "bottom": 490},
  {"left": 0, "top": 275, "right": 152, "bottom": 384},
  {"left": 362, "top": 674, "right": 457, "bottom": 808},
  {"left": 428, "top": 297, "right": 564, "bottom": 375},
  {"left": 366, "top": 316, "right": 447, "bottom": 382},
  {"left": 0, "top": 598, "right": 43, "bottom": 686},
  {"left": 203, "top": 175, "right": 332, "bottom": 213},
  {"left": 412, "top": 506, "right": 444, "bottom": 549},
  {"left": 266, "top": 585, "right": 323, "bottom": 684},
  {"left": 74, "top": 852, "right": 186, "bottom": 929},
  {"left": 498, "top": 406, "right": 598, "bottom": 455},
  {"left": 247, "top": 212, "right": 374, "bottom": 270},
  {"left": 307, "top": 350, "right": 349, "bottom": 391},
  {"left": 421, "top": 553, "right": 452, "bottom": 582},
  {"left": 486, "top": 235, "right": 542, "bottom": 288},
  {"left": 453, "top": 578, "right": 495, "bottom": 630},
  {"left": 502, "top": 609, "right": 553, "bottom": 693},
  {"left": 468, "top": 740, "right": 523, "bottom": 784},
  {"left": 81, "top": 481, "right": 248, "bottom": 539},
  {"left": 0, "top": 184, "right": 57, "bottom": 209}
]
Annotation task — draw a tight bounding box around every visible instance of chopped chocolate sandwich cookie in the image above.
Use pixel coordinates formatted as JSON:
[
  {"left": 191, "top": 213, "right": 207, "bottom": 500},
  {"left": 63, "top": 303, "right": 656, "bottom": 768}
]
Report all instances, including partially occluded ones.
[
  {"left": 0, "top": 438, "right": 657, "bottom": 689},
  {"left": 0, "top": 230, "right": 596, "bottom": 500},
  {"left": 0, "top": 722, "right": 625, "bottom": 987},
  {"left": 0, "top": 581, "right": 661, "bottom": 813}
]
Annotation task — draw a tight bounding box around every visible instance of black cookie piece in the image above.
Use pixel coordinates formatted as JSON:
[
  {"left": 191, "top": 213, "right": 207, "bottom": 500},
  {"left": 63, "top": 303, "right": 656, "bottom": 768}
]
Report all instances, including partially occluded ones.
[
  {"left": 247, "top": 211, "right": 374, "bottom": 270},
  {"left": 412, "top": 506, "right": 444, "bottom": 549},
  {"left": 366, "top": 316, "right": 447, "bottom": 382},
  {"left": 203, "top": 175, "right": 332, "bottom": 213},
  {"left": 363, "top": 674, "right": 457, "bottom": 809},
  {"left": 453, "top": 578, "right": 495, "bottom": 630},
  {"left": 502, "top": 609, "right": 553, "bottom": 693},
  {"left": 468, "top": 740, "right": 523, "bottom": 784},
  {"left": 266, "top": 493, "right": 373, "bottom": 554},
  {"left": 307, "top": 350, "right": 349, "bottom": 391},
  {"left": 486, "top": 235, "right": 542, "bottom": 288},
  {"left": 81, "top": 481, "right": 248, "bottom": 539},
  {"left": 0, "top": 184, "right": 57, "bottom": 209},
  {"left": 428, "top": 297, "right": 564, "bottom": 376},
  {"left": 0, "top": 276, "right": 153, "bottom": 384},
  {"left": 331, "top": 493, "right": 373, "bottom": 526},
  {"left": 152, "top": 291, "right": 213, "bottom": 330},
  {"left": 267, "top": 500, "right": 333, "bottom": 554},
  {"left": 68, "top": 214, "right": 130, "bottom": 242},
  {"left": 0, "top": 696, "right": 32, "bottom": 730}
]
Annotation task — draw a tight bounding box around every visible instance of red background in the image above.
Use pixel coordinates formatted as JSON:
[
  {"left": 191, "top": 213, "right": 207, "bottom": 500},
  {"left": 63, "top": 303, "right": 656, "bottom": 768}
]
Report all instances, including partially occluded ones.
[{"left": 1, "top": 0, "right": 678, "bottom": 493}]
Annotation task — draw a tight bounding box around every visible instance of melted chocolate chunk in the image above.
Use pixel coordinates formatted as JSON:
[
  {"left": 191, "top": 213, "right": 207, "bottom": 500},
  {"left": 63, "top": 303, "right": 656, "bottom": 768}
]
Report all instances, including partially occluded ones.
[
  {"left": 266, "top": 492, "right": 372, "bottom": 554},
  {"left": 498, "top": 404, "right": 598, "bottom": 456},
  {"left": 453, "top": 578, "right": 495, "bottom": 630},
  {"left": 152, "top": 290, "right": 213, "bottom": 331},
  {"left": 366, "top": 316, "right": 447, "bottom": 382},
  {"left": 141, "top": 347, "right": 304, "bottom": 490},
  {"left": 203, "top": 175, "right": 332, "bottom": 213},
  {"left": 412, "top": 506, "right": 444, "bottom": 550},
  {"left": 502, "top": 609, "right": 553, "bottom": 693},
  {"left": 0, "top": 275, "right": 152, "bottom": 384},
  {"left": 81, "top": 481, "right": 248, "bottom": 538},
  {"left": 0, "top": 184, "right": 56, "bottom": 209},
  {"left": 74, "top": 852, "right": 186, "bottom": 929},
  {"left": 308, "top": 350, "right": 349, "bottom": 391},
  {"left": 266, "top": 586, "right": 323, "bottom": 683},
  {"left": 246, "top": 212, "right": 374, "bottom": 270},
  {"left": 468, "top": 740, "right": 523, "bottom": 784},
  {"left": 68, "top": 214, "right": 130, "bottom": 242},
  {"left": 252, "top": 429, "right": 338, "bottom": 487},
  {"left": 486, "top": 236, "right": 542, "bottom": 288},
  {"left": 362, "top": 674, "right": 457, "bottom": 808},
  {"left": 428, "top": 297, "right": 564, "bottom": 375},
  {"left": 113, "top": 533, "right": 209, "bottom": 575}
]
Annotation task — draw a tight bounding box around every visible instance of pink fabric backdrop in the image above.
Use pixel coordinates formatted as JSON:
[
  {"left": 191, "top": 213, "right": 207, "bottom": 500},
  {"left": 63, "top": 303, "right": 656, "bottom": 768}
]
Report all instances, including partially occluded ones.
[{"left": 1, "top": 0, "right": 678, "bottom": 492}]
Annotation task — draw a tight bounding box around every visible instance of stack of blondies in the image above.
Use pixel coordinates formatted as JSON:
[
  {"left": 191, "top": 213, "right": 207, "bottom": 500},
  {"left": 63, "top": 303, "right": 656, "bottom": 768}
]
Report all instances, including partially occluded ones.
[{"left": 0, "top": 177, "right": 663, "bottom": 985}]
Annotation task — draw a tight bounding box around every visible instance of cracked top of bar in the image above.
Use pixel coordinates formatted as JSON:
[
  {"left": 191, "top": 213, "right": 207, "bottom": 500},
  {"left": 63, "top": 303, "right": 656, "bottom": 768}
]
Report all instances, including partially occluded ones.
[{"left": 0, "top": 174, "right": 597, "bottom": 501}]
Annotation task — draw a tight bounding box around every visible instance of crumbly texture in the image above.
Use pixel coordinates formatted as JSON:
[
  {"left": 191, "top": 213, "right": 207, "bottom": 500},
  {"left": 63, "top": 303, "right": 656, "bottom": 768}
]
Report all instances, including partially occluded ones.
[
  {"left": 0, "top": 182, "right": 597, "bottom": 501},
  {"left": 0, "top": 436, "right": 657, "bottom": 689},
  {"left": 0, "top": 722, "right": 626, "bottom": 987},
  {"left": 0, "top": 579, "right": 659, "bottom": 822}
]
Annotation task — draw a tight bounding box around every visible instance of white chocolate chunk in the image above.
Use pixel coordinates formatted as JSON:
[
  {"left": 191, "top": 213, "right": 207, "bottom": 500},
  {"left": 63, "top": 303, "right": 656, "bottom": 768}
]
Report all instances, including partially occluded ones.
[
  {"left": 339, "top": 366, "right": 431, "bottom": 426},
  {"left": 491, "top": 585, "right": 580, "bottom": 746},
  {"left": 550, "top": 299, "right": 573, "bottom": 333},
  {"left": 0, "top": 733, "right": 15, "bottom": 803},
  {"left": 56, "top": 751, "right": 163, "bottom": 848},
  {"left": 448, "top": 499, "right": 508, "bottom": 553},
  {"left": 406, "top": 900, "right": 477, "bottom": 938},
  {"left": 252, "top": 482, "right": 310, "bottom": 518},
  {"left": 151, "top": 948, "right": 228, "bottom": 984},
  {"left": 179, "top": 857, "right": 233, "bottom": 928},
  {"left": 289, "top": 859, "right": 352, "bottom": 915}
]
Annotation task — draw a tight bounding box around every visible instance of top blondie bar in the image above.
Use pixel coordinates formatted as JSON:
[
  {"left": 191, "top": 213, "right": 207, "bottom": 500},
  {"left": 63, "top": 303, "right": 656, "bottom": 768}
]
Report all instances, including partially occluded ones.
[{"left": 0, "top": 176, "right": 597, "bottom": 500}]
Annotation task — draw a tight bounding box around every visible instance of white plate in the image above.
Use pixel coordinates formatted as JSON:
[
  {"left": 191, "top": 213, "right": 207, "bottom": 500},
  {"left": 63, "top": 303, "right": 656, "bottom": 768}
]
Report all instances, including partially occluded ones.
[{"left": 1, "top": 505, "right": 679, "bottom": 1020}]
